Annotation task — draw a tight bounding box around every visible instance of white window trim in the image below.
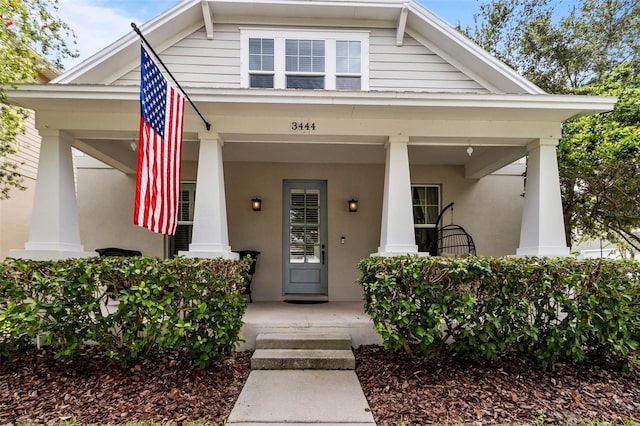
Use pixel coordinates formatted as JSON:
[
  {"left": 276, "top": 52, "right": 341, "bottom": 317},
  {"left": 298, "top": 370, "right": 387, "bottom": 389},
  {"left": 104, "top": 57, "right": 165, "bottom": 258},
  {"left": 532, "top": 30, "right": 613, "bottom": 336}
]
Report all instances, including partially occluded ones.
[{"left": 240, "top": 28, "right": 370, "bottom": 90}]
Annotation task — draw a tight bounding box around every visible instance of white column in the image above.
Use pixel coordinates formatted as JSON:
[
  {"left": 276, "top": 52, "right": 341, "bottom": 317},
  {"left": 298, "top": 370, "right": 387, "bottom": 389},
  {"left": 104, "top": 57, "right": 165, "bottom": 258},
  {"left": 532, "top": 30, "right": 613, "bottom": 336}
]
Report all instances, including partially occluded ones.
[
  {"left": 516, "top": 138, "right": 570, "bottom": 257},
  {"left": 373, "top": 136, "right": 424, "bottom": 257},
  {"left": 10, "top": 130, "right": 95, "bottom": 260},
  {"left": 179, "top": 133, "right": 238, "bottom": 259}
]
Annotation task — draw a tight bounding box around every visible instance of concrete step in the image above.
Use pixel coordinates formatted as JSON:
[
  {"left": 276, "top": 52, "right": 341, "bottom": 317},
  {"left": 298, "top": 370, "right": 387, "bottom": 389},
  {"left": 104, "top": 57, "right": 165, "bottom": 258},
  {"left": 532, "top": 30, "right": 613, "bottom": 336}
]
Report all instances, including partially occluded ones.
[
  {"left": 251, "top": 348, "right": 356, "bottom": 370},
  {"left": 255, "top": 332, "right": 352, "bottom": 350}
]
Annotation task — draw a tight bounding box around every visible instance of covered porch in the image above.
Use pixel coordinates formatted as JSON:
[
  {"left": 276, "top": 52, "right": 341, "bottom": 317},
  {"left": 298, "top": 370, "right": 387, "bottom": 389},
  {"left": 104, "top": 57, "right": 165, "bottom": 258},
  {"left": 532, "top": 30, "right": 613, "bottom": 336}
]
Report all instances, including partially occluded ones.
[{"left": 6, "top": 87, "right": 616, "bottom": 301}]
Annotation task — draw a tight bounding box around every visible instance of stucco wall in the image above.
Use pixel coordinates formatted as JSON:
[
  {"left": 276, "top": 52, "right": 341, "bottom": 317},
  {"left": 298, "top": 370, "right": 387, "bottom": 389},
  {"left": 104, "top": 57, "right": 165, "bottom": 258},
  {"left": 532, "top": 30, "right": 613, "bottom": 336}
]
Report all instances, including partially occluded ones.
[
  {"left": 410, "top": 165, "right": 524, "bottom": 257},
  {"left": 224, "top": 161, "right": 524, "bottom": 301},
  {"left": 225, "top": 162, "right": 384, "bottom": 302},
  {"left": 74, "top": 160, "right": 524, "bottom": 301},
  {"left": 0, "top": 181, "right": 35, "bottom": 259},
  {"left": 76, "top": 167, "right": 164, "bottom": 257}
]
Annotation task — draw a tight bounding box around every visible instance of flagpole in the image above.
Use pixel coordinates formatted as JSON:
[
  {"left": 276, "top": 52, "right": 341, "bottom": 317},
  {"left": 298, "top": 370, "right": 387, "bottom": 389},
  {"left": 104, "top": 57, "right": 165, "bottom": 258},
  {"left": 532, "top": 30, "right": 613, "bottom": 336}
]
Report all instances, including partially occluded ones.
[{"left": 131, "top": 22, "right": 211, "bottom": 131}]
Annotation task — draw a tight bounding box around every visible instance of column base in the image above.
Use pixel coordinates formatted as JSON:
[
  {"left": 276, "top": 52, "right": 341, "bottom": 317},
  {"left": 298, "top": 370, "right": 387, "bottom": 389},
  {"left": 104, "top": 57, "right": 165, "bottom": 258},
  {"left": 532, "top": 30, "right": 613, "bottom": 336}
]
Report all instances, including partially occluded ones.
[
  {"left": 9, "top": 249, "right": 97, "bottom": 261},
  {"left": 371, "top": 251, "right": 429, "bottom": 257},
  {"left": 178, "top": 250, "right": 240, "bottom": 260},
  {"left": 516, "top": 245, "right": 571, "bottom": 257}
]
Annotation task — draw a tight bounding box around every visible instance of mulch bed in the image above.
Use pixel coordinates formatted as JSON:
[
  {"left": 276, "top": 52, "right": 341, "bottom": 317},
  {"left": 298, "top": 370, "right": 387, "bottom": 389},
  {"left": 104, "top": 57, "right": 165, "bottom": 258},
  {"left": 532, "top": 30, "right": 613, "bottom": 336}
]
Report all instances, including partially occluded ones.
[
  {"left": 0, "top": 349, "right": 251, "bottom": 425},
  {"left": 1, "top": 346, "right": 639, "bottom": 425},
  {"left": 355, "top": 345, "right": 640, "bottom": 425}
]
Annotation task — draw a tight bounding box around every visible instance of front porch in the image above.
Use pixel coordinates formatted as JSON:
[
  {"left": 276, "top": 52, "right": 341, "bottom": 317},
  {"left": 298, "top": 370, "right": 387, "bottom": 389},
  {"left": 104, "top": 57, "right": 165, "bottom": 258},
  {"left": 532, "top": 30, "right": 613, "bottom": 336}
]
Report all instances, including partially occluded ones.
[
  {"left": 237, "top": 301, "right": 382, "bottom": 351},
  {"left": 6, "top": 87, "right": 616, "bottom": 268}
]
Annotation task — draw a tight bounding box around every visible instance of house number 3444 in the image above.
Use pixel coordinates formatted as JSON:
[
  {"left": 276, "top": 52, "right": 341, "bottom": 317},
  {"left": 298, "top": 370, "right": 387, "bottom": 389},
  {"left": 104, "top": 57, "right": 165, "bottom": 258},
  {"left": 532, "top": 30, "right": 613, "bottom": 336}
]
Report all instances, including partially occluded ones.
[{"left": 291, "top": 122, "right": 316, "bottom": 131}]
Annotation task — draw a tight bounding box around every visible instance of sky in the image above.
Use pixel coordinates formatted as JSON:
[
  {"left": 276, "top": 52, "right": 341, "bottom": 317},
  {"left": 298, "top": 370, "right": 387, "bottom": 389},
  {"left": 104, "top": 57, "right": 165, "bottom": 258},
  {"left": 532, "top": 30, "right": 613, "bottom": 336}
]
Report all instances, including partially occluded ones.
[{"left": 55, "top": 0, "right": 573, "bottom": 70}]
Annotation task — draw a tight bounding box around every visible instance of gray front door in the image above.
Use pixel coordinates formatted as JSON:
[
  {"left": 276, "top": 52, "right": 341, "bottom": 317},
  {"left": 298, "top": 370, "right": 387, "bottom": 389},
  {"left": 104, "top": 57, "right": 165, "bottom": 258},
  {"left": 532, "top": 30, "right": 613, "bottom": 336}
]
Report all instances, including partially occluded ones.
[{"left": 282, "top": 180, "right": 328, "bottom": 295}]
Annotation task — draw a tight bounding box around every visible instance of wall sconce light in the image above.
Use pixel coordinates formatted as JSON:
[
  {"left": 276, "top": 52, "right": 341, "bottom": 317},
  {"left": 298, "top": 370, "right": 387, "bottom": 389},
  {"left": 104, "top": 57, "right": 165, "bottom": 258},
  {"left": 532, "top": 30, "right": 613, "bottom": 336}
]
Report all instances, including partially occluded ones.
[
  {"left": 466, "top": 145, "right": 474, "bottom": 156},
  {"left": 252, "top": 197, "right": 262, "bottom": 211},
  {"left": 348, "top": 198, "right": 358, "bottom": 213}
]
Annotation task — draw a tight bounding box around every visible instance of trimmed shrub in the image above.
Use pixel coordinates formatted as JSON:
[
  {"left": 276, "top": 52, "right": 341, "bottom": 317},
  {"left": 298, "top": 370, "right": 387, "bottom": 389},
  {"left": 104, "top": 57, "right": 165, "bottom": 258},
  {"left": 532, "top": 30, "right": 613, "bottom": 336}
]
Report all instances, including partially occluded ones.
[
  {"left": 358, "top": 256, "right": 640, "bottom": 370},
  {"left": 0, "top": 256, "right": 250, "bottom": 368}
]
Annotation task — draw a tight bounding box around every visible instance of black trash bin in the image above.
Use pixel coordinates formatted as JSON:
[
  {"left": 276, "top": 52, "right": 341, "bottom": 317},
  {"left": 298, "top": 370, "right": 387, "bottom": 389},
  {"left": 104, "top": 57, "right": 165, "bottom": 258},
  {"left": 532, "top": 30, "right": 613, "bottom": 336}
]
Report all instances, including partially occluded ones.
[{"left": 238, "top": 250, "right": 260, "bottom": 303}]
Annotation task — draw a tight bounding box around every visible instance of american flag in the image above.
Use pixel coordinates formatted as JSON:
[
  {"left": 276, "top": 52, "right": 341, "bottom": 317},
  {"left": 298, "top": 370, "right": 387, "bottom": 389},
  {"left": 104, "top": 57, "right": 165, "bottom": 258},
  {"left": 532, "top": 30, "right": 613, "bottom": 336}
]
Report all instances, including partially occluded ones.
[{"left": 134, "top": 45, "right": 185, "bottom": 235}]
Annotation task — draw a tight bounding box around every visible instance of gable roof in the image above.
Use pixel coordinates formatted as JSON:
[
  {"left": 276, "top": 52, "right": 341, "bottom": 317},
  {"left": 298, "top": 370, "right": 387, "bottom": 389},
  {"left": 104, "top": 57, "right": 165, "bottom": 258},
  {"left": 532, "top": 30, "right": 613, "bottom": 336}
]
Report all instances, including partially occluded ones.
[{"left": 53, "top": 0, "right": 543, "bottom": 95}]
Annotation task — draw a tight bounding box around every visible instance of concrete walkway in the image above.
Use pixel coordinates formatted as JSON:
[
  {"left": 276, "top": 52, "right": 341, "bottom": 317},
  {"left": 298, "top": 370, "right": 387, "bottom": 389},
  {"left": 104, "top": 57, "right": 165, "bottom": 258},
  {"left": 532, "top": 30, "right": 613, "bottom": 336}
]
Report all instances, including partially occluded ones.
[
  {"left": 227, "top": 370, "right": 376, "bottom": 425},
  {"left": 228, "top": 323, "right": 378, "bottom": 425}
]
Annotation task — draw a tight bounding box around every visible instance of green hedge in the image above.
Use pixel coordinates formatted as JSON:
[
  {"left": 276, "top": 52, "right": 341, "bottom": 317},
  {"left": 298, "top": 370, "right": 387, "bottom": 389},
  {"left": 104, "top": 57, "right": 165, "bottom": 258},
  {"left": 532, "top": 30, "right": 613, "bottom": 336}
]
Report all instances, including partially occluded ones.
[
  {"left": 358, "top": 256, "right": 640, "bottom": 370},
  {"left": 0, "top": 256, "right": 250, "bottom": 368}
]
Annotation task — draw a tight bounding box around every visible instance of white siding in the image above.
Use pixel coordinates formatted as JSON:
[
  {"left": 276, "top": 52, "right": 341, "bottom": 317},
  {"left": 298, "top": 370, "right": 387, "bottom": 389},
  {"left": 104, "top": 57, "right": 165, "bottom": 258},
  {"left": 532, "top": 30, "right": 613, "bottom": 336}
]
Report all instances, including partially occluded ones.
[
  {"left": 0, "top": 112, "right": 39, "bottom": 258},
  {"left": 115, "top": 25, "right": 488, "bottom": 93},
  {"left": 12, "top": 113, "right": 40, "bottom": 180},
  {"left": 115, "top": 24, "right": 241, "bottom": 88},
  {"left": 369, "top": 29, "right": 487, "bottom": 93}
]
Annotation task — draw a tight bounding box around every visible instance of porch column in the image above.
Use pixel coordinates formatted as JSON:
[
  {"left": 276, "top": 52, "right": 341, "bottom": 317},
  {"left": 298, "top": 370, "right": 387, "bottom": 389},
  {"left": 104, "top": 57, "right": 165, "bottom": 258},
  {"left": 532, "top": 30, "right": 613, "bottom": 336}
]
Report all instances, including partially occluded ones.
[
  {"left": 9, "top": 130, "right": 95, "bottom": 260},
  {"left": 179, "top": 133, "right": 238, "bottom": 259},
  {"left": 373, "top": 136, "right": 422, "bottom": 257},
  {"left": 516, "top": 138, "right": 570, "bottom": 257}
]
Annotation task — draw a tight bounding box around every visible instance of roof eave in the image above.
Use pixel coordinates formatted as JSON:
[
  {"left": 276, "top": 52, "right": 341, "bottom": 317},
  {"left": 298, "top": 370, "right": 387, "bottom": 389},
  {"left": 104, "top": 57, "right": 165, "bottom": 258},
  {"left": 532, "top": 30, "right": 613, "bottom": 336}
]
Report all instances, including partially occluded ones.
[{"left": 7, "top": 84, "right": 616, "bottom": 120}]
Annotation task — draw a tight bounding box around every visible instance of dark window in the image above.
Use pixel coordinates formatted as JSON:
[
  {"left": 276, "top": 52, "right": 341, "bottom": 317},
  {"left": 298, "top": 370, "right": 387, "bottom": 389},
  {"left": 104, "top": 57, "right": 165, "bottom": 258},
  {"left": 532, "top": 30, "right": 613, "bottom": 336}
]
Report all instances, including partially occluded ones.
[
  {"left": 412, "top": 185, "right": 441, "bottom": 254},
  {"left": 168, "top": 183, "right": 195, "bottom": 257},
  {"left": 286, "top": 75, "right": 325, "bottom": 89},
  {"left": 250, "top": 74, "right": 274, "bottom": 88}
]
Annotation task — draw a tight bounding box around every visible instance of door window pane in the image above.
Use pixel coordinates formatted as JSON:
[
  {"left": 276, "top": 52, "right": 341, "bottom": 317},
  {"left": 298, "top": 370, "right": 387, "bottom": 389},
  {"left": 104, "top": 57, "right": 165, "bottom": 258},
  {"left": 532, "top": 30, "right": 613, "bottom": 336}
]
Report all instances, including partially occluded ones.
[{"left": 289, "top": 188, "right": 321, "bottom": 263}]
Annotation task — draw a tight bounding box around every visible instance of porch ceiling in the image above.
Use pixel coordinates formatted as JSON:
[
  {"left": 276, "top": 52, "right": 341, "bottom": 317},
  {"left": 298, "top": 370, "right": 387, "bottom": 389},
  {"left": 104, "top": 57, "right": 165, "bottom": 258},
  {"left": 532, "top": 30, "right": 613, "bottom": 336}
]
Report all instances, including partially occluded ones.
[
  {"left": 72, "top": 135, "right": 527, "bottom": 181},
  {"left": 221, "top": 141, "right": 524, "bottom": 168}
]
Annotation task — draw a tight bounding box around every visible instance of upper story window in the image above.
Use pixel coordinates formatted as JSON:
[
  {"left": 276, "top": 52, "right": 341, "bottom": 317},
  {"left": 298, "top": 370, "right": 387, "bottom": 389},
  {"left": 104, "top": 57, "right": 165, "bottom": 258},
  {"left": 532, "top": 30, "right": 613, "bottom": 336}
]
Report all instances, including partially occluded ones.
[
  {"left": 248, "top": 38, "right": 274, "bottom": 88},
  {"left": 336, "top": 40, "right": 361, "bottom": 90},
  {"left": 241, "top": 28, "right": 369, "bottom": 90},
  {"left": 286, "top": 39, "right": 325, "bottom": 89}
]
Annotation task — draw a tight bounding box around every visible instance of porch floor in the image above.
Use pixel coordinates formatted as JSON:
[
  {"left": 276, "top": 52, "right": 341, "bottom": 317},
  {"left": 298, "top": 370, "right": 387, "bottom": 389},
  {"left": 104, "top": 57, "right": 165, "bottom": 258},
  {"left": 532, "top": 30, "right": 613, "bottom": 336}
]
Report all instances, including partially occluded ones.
[{"left": 237, "top": 302, "right": 382, "bottom": 351}]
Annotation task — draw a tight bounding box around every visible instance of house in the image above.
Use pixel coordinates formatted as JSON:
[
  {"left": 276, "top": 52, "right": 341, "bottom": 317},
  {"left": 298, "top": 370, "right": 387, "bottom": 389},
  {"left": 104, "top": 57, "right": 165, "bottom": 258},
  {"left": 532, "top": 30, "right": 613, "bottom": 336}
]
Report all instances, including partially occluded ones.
[{"left": 6, "top": 0, "right": 615, "bottom": 302}]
